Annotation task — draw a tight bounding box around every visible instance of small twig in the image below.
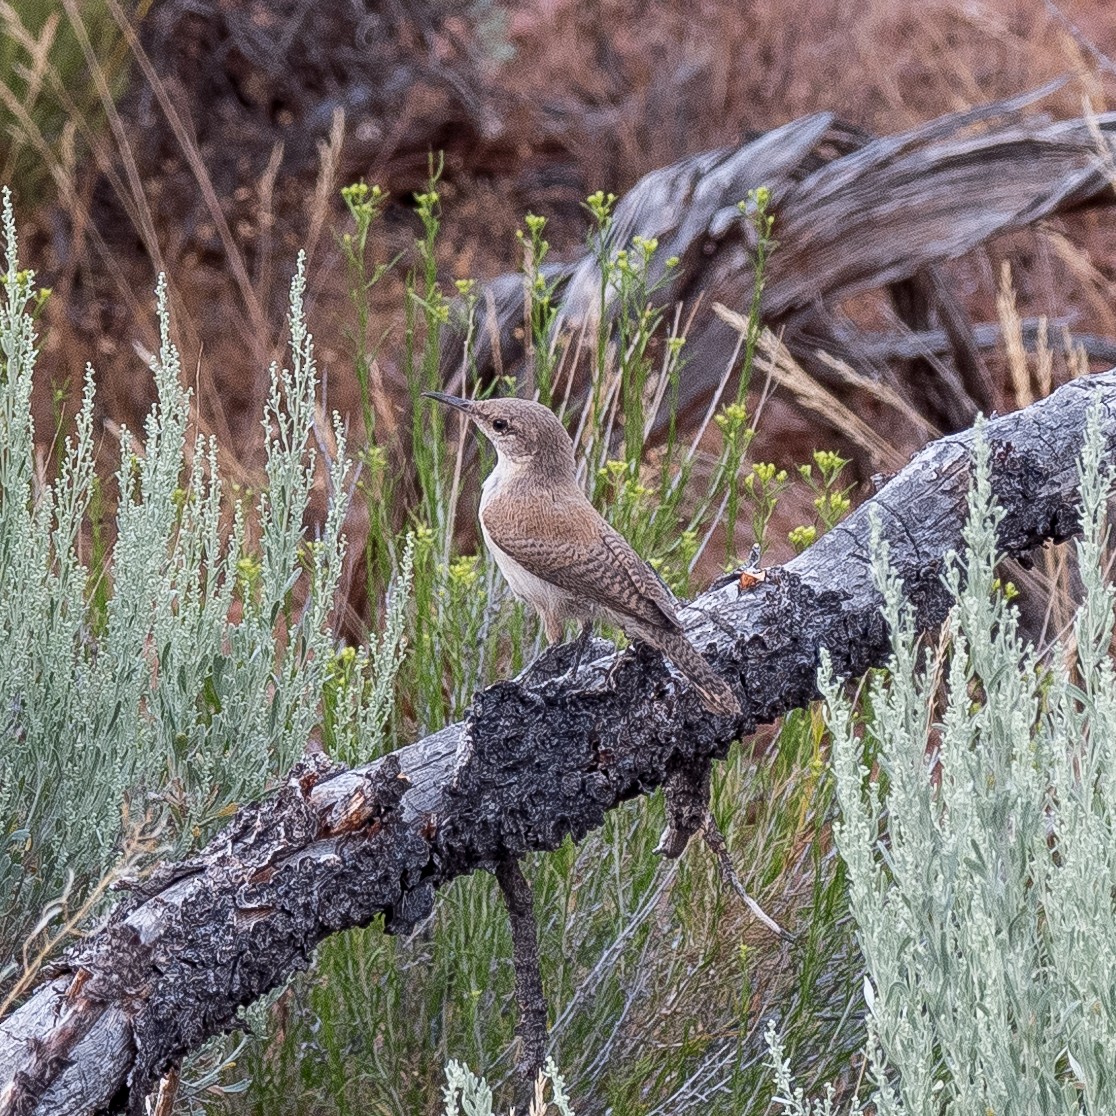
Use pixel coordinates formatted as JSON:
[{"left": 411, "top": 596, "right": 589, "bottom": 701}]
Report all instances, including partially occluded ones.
[
  {"left": 151, "top": 1065, "right": 180, "bottom": 1116},
  {"left": 702, "top": 814, "right": 794, "bottom": 942},
  {"left": 494, "top": 859, "right": 548, "bottom": 1103},
  {"left": 655, "top": 760, "right": 792, "bottom": 941}
]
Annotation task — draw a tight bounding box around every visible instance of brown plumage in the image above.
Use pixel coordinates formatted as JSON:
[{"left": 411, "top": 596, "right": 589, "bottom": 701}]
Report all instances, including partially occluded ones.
[{"left": 424, "top": 392, "right": 741, "bottom": 716}]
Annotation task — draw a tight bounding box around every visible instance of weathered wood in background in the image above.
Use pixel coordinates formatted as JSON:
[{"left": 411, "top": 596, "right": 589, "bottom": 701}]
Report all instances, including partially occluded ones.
[
  {"left": 447, "top": 87, "right": 1116, "bottom": 442},
  {"left": 1, "top": 372, "right": 1112, "bottom": 1116}
]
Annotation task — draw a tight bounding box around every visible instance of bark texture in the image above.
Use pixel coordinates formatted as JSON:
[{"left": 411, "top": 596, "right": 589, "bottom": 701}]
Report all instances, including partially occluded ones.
[
  {"left": 1, "top": 371, "right": 1113, "bottom": 1116},
  {"left": 494, "top": 859, "right": 549, "bottom": 1104}
]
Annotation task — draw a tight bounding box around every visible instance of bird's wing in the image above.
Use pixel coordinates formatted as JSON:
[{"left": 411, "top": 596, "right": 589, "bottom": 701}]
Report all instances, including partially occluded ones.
[{"left": 484, "top": 499, "right": 682, "bottom": 633}]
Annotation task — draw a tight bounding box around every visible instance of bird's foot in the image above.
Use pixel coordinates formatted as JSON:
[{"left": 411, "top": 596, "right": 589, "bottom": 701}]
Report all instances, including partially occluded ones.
[
  {"left": 602, "top": 639, "right": 651, "bottom": 689},
  {"left": 521, "top": 626, "right": 609, "bottom": 691}
]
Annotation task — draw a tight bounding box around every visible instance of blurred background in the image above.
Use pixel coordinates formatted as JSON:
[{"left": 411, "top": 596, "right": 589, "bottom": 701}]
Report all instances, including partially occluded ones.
[{"left": 11, "top": 1, "right": 1116, "bottom": 509}]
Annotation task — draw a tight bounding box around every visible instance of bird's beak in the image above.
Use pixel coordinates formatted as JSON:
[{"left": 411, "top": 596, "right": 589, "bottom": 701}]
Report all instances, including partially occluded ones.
[{"left": 422, "top": 391, "right": 474, "bottom": 415}]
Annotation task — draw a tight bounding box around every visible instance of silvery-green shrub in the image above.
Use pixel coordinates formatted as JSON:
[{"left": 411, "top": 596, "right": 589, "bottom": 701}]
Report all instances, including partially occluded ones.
[
  {"left": 0, "top": 190, "right": 409, "bottom": 967},
  {"left": 769, "top": 406, "right": 1115, "bottom": 1115}
]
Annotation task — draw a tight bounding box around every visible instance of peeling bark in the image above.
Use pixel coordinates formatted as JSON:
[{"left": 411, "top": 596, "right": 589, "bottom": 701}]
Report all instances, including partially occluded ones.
[{"left": 1, "top": 373, "right": 1114, "bottom": 1115}]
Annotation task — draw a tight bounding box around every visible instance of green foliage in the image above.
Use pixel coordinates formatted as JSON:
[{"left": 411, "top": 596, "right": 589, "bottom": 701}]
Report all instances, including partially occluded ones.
[
  {"left": 517, "top": 211, "right": 560, "bottom": 404},
  {"left": 768, "top": 406, "right": 1116, "bottom": 1114},
  {"left": 0, "top": 195, "right": 402, "bottom": 980},
  {"left": 441, "top": 1058, "right": 576, "bottom": 1116},
  {"left": 0, "top": 169, "right": 859, "bottom": 1113},
  {"left": 720, "top": 187, "right": 776, "bottom": 555},
  {"left": 222, "top": 709, "right": 855, "bottom": 1116},
  {"left": 798, "top": 450, "right": 853, "bottom": 531},
  {"left": 338, "top": 180, "right": 400, "bottom": 598},
  {"left": 200, "top": 181, "right": 859, "bottom": 1114}
]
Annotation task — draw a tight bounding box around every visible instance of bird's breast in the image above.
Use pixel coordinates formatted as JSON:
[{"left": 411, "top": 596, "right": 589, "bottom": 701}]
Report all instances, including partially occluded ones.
[
  {"left": 479, "top": 452, "right": 512, "bottom": 515},
  {"left": 479, "top": 455, "right": 592, "bottom": 616},
  {"left": 480, "top": 517, "right": 571, "bottom": 612}
]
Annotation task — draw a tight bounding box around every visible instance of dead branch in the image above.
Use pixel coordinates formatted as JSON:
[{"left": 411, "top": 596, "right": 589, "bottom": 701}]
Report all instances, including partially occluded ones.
[
  {"left": 447, "top": 87, "right": 1116, "bottom": 443},
  {"left": 494, "top": 860, "right": 548, "bottom": 1104}
]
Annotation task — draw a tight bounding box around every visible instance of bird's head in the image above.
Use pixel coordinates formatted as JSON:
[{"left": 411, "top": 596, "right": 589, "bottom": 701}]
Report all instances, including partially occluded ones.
[{"left": 423, "top": 393, "right": 576, "bottom": 470}]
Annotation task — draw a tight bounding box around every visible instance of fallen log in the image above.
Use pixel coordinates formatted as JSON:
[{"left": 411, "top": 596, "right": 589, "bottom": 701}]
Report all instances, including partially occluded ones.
[{"left": 1, "top": 368, "right": 1112, "bottom": 1115}]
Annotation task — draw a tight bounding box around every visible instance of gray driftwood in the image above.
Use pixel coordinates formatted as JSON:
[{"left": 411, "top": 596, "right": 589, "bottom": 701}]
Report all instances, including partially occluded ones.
[
  {"left": 1, "top": 370, "right": 1113, "bottom": 1115},
  {"left": 448, "top": 86, "right": 1116, "bottom": 441}
]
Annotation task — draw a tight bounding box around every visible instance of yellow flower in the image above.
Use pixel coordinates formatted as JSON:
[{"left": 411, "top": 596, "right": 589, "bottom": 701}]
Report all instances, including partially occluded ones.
[
  {"left": 788, "top": 525, "right": 817, "bottom": 552},
  {"left": 449, "top": 554, "right": 481, "bottom": 588}
]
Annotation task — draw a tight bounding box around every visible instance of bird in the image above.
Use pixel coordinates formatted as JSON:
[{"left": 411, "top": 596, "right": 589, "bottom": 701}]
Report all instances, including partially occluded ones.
[{"left": 423, "top": 392, "right": 741, "bottom": 716}]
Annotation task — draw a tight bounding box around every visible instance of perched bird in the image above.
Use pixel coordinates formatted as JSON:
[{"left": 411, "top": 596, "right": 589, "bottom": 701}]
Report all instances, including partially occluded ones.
[{"left": 424, "top": 392, "right": 741, "bottom": 716}]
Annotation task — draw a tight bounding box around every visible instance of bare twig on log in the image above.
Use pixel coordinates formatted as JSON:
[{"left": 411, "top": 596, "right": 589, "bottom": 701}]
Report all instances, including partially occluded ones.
[
  {"left": 494, "top": 861, "right": 548, "bottom": 1104},
  {"left": 656, "top": 758, "right": 791, "bottom": 939},
  {"left": 1, "top": 373, "right": 1114, "bottom": 1114},
  {"left": 702, "top": 816, "right": 792, "bottom": 942}
]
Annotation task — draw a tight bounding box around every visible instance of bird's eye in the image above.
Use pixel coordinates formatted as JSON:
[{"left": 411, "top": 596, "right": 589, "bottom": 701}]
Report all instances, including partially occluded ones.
[{"left": 492, "top": 418, "right": 509, "bottom": 433}]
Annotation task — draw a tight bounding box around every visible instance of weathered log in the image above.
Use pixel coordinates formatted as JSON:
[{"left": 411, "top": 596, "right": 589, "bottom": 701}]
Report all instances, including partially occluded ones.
[
  {"left": 857, "top": 318, "right": 1116, "bottom": 367},
  {"left": 0, "top": 373, "right": 1113, "bottom": 1114},
  {"left": 447, "top": 87, "right": 1116, "bottom": 446}
]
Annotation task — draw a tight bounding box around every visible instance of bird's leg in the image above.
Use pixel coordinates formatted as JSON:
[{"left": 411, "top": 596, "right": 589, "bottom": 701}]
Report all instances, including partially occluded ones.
[
  {"left": 561, "top": 620, "right": 594, "bottom": 683},
  {"left": 523, "top": 620, "right": 597, "bottom": 691},
  {"left": 603, "top": 635, "right": 648, "bottom": 689}
]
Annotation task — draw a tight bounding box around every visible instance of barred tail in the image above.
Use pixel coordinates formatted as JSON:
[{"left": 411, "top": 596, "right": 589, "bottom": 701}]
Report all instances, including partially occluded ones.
[{"left": 654, "top": 629, "right": 742, "bottom": 716}]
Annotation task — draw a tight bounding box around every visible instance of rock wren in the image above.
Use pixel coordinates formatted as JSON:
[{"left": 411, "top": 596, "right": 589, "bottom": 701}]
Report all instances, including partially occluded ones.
[{"left": 424, "top": 392, "right": 741, "bottom": 716}]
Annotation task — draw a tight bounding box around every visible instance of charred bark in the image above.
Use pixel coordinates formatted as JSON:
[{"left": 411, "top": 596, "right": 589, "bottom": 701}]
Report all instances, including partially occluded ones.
[{"left": 494, "top": 860, "right": 548, "bottom": 1104}]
